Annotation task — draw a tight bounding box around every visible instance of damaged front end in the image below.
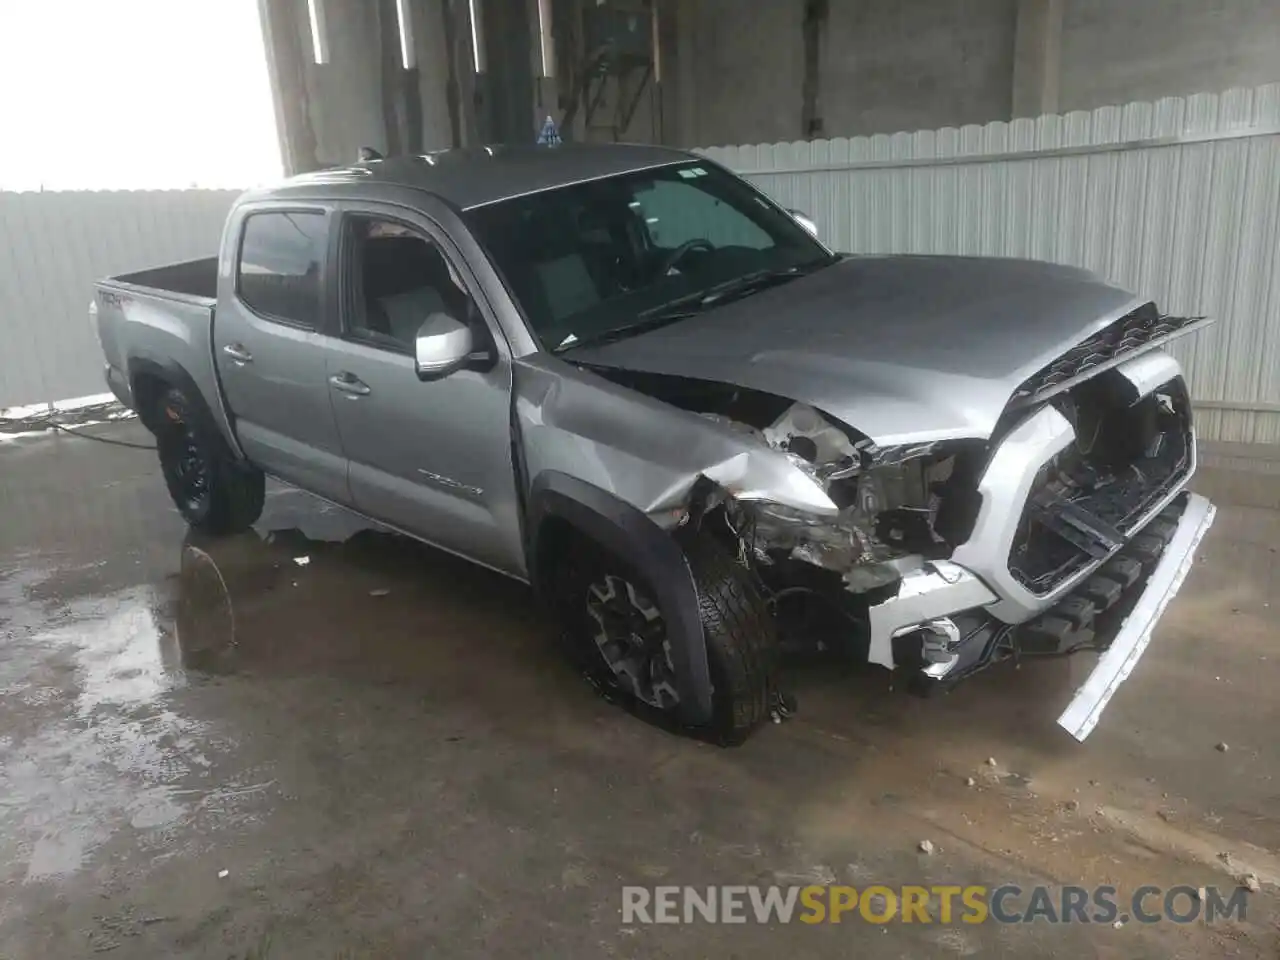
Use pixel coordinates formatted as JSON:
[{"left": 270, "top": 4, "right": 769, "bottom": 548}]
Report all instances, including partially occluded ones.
[
  {"left": 679, "top": 396, "right": 995, "bottom": 668},
  {"left": 584, "top": 366, "right": 997, "bottom": 666},
  {"left": 586, "top": 335, "right": 1213, "bottom": 742}
]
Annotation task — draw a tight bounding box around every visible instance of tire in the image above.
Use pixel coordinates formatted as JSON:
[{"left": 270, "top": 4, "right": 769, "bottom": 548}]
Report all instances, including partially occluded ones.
[
  {"left": 555, "top": 526, "right": 776, "bottom": 745},
  {"left": 154, "top": 386, "right": 265, "bottom": 535}
]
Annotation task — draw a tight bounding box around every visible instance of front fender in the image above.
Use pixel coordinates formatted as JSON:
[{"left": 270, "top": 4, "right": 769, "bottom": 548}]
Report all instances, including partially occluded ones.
[{"left": 527, "top": 471, "right": 713, "bottom": 727}]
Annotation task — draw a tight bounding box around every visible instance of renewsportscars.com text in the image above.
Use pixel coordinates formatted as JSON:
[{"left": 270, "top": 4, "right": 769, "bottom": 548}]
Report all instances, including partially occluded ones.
[{"left": 622, "top": 884, "right": 1249, "bottom": 925}]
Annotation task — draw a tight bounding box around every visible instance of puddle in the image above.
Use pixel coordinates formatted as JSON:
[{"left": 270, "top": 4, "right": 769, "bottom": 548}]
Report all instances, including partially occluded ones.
[
  {"left": 0, "top": 567, "right": 255, "bottom": 881},
  {"left": 0, "top": 508, "right": 532, "bottom": 883}
]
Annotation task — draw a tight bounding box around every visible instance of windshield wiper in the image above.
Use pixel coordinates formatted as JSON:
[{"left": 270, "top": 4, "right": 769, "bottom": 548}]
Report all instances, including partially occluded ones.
[
  {"left": 554, "top": 312, "right": 693, "bottom": 352},
  {"left": 555, "top": 256, "right": 836, "bottom": 353},
  {"left": 640, "top": 257, "right": 835, "bottom": 320}
]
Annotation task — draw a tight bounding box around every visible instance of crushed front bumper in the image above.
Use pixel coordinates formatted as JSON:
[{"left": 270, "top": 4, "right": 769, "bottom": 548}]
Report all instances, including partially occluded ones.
[
  {"left": 860, "top": 347, "right": 1216, "bottom": 741},
  {"left": 879, "top": 492, "right": 1215, "bottom": 741}
]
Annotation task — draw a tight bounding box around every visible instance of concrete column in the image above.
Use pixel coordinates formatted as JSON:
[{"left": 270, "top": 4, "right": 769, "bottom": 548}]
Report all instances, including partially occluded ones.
[
  {"left": 672, "top": 0, "right": 699, "bottom": 146},
  {"left": 475, "top": 0, "right": 535, "bottom": 143},
  {"left": 650, "top": 0, "right": 679, "bottom": 144},
  {"left": 1012, "top": 0, "right": 1063, "bottom": 119},
  {"left": 405, "top": 0, "right": 460, "bottom": 150},
  {"left": 260, "top": 0, "right": 463, "bottom": 170},
  {"left": 258, "top": 0, "right": 319, "bottom": 173}
]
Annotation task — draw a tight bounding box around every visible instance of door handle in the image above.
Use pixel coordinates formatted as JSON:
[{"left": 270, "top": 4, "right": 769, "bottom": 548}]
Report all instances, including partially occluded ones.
[
  {"left": 222, "top": 343, "right": 253, "bottom": 364},
  {"left": 329, "top": 373, "right": 371, "bottom": 397}
]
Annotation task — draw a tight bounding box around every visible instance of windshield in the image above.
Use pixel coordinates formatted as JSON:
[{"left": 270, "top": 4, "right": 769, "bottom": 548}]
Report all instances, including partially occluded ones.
[{"left": 465, "top": 161, "right": 834, "bottom": 351}]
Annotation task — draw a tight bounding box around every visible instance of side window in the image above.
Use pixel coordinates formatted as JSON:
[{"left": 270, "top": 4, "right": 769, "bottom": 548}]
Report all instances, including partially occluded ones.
[
  {"left": 237, "top": 211, "right": 327, "bottom": 327},
  {"left": 635, "top": 179, "right": 774, "bottom": 251},
  {"left": 345, "top": 217, "right": 475, "bottom": 352}
]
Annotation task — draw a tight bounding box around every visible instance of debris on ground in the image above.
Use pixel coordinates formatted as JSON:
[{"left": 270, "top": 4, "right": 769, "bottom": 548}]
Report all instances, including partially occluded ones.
[
  {"left": 293, "top": 556, "right": 310, "bottom": 567},
  {"left": 1157, "top": 809, "right": 1175, "bottom": 823},
  {"left": 1241, "top": 873, "right": 1261, "bottom": 893},
  {"left": 1196, "top": 887, "right": 1208, "bottom": 901},
  {"left": 985, "top": 757, "right": 998, "bottom": 767},
  {"left": 217, "top": 869, "right": 229, "bottom": 879},
  {"left": 1062, "top": 799, "right": 1080, "bottom": 812},
  {"left": 773, "top": 865, "right": 837, "bottom": 885},
  {"left": 918, "top": 840, "right": 935, "bottom": 855},
  {"left": 1215, "top": 742, "right": 1229, "bottom": 752},
  {"left": 370, "top": 588, "right": 391, "bottom": 597},
  {"left": 965, "top": 777, "right": 976, "bottom": 787},
  {"left": 769, "top": 690, "right": 797, "bottom": 724}
]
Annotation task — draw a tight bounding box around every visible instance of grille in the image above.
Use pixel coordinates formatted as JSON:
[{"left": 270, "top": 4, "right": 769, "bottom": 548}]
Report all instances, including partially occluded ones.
[
  {"left": 1007, "top": 377, "right": 1193, "bottom": 593},
  {"left": 1011, "top": 304, "right": 1204, "bottom": 406}
]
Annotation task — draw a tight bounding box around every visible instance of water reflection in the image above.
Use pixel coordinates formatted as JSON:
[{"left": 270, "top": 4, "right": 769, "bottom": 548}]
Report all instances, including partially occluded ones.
[
  {"left": 170, "top": 519, "right": 542, "bottom": 682},
  {"left": 0, "top": 575, "right": 214, "bottom": 880},
  {"left": 175, "top": 541, "right": 238, "bottom": 673}
]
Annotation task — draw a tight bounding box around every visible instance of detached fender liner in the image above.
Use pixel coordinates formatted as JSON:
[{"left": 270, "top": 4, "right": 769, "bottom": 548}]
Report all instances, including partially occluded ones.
[{"left": 527, "top": 472, "right": 713, "bottom": 726}]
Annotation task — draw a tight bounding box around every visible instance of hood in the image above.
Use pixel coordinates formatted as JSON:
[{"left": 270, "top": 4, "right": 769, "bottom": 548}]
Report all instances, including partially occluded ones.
[{"left": 571, "top": 256, "right": 1143, "bottom": 445}]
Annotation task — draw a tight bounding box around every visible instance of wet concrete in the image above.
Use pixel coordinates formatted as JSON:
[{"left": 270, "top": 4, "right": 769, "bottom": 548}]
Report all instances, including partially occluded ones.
[{"left": 0, "top": 421, "right": 1277, "bottom": 958}]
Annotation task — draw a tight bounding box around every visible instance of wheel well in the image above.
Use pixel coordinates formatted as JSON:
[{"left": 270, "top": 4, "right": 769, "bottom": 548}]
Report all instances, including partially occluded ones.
[
  {"left": 533, "top": 515, "right": 577, "bottom": 596},
  {"left": 131, "top": 371, "right": 171, "bottom": 431},
  {"left": 526, "top": 472, "right": 715, "bottom": 724}
]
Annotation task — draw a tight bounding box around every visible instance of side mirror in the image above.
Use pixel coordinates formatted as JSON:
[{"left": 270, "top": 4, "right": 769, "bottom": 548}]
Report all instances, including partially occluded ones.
[
  {"left": 788, "top": 209, "right": 819, "bottom": 238},
  {"left": 414, "top": 312, "right": 474, "bottom": 381}
]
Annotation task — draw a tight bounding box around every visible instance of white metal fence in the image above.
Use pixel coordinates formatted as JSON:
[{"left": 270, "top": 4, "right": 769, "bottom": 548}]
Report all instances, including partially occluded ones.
[
  {"left": 701, "top": 84, "right": 1280, "bottom": 445},
  {"left": 0, "top": 190, "right": 238, "bottom": 409}
]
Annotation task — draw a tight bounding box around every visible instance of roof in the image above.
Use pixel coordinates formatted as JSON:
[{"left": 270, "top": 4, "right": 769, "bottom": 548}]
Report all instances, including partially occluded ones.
[{"left": 253, "top": 142, "right": 697, "bottom": 210}]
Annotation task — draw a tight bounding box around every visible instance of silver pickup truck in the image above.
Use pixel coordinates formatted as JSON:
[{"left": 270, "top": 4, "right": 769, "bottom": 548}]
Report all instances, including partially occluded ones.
[{"left": 94, "top": 143, "right": 1215, "bottom": 745}]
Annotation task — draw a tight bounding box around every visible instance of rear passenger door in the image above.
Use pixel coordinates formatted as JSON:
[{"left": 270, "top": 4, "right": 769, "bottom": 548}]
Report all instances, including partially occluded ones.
[
  {"left": 320, "top": 203, "right": 524, "bottom": 577},
  {"left": 213, "top": 205, "right": 350, "bottom": 505}
]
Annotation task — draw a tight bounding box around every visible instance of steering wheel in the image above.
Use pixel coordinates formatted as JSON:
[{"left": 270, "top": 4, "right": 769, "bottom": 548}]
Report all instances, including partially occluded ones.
[{"left": 655, "top": 238, "right": 714, "bottom": 277}]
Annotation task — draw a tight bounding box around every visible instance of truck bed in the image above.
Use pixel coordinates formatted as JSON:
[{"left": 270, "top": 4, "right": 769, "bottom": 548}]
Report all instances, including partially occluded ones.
[
  {"left": 107, "top": 256, "right": 220, "bottom": 305},
  {"left": 94, "top": 256, "right": 239, "bottom": 455}
]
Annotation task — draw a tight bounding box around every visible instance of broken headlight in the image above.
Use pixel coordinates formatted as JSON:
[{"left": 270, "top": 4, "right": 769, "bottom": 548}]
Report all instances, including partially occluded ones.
[{"left": 702, "top": 402, "right": 983, "bottom": 587}]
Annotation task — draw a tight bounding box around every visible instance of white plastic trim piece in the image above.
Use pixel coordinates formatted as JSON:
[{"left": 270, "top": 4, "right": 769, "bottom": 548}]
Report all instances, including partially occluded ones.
[{"left": 1057, "top": 493, "right": 1216, "bottom": 741}]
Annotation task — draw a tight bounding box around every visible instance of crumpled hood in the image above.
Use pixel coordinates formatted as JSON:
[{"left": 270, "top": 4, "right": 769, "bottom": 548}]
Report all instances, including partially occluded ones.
[{"left": 572, "top": 255, "right": 1144, "bottom": 445}]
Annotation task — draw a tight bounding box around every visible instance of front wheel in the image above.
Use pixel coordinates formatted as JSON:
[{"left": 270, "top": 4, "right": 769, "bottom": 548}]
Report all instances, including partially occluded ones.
[
  {"left": 155, "top": 386, "right": 265, "bottom": 535},
  {"left": 556, "top": 527, "right": 777, "bottom": 745}
]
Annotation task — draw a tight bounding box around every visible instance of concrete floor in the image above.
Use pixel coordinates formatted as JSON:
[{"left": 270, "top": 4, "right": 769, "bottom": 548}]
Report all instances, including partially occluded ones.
[{"left": 0, "top": 419, "right": 1277, "bottom": 958}]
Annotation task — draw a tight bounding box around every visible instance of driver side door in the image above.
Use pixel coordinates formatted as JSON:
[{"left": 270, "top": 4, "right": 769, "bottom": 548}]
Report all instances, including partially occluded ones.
[{"left": 321, "top": 203, "right": 525, "bottom": 578}]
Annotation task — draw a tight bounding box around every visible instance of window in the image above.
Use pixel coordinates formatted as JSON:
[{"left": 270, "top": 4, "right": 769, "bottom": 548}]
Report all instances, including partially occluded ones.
[
  {"left": 237, "top": 211, "right": 327, "bottom": 326},
  {"left": 633, "top": 178, "right": 773, "bottom": 251},
  {"left": 466, "top": 161, "right": 830, "bottom": 351},
  {"left": 344, "top": 218, "right": 474, "bottom": 352}
]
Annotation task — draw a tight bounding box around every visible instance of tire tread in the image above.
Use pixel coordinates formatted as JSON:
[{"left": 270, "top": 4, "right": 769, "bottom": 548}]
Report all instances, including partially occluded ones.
[
  {"left": 156, "top": 386, "right": 264, "bottom": 535},
  {"left": 679, "top": 530, "right": 776, "bottom": 744}
]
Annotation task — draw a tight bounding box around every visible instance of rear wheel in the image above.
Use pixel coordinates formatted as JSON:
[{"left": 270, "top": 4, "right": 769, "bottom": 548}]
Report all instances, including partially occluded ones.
[
  {"left": 155, "top": 386, "right": 264, "bottom": 535},
  {"left": 555, "top": 527, "right": 776, "bottom": 745}
]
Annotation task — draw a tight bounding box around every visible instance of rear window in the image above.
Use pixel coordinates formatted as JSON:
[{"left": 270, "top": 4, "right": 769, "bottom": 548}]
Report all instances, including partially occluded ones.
[{"left": 237, "top": 211, "right": 327, "bottom": 327}]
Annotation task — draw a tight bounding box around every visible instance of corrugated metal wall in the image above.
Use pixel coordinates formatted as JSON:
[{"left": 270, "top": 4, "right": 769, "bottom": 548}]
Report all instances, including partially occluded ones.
[
  {"left": 701, "top": 84, "right": 1280, "bottom": 445},
  {"left": 3, "top": 86, "right": 1277, "bottom": 444},
  {"left": 0, "top": 190, "right": 238, "bottom": 409}
]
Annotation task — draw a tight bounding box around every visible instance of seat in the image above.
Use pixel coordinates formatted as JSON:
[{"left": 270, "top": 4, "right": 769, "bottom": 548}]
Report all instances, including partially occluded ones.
[{"left": 358, "top": 235, "right": 467, "bottom": 346}]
